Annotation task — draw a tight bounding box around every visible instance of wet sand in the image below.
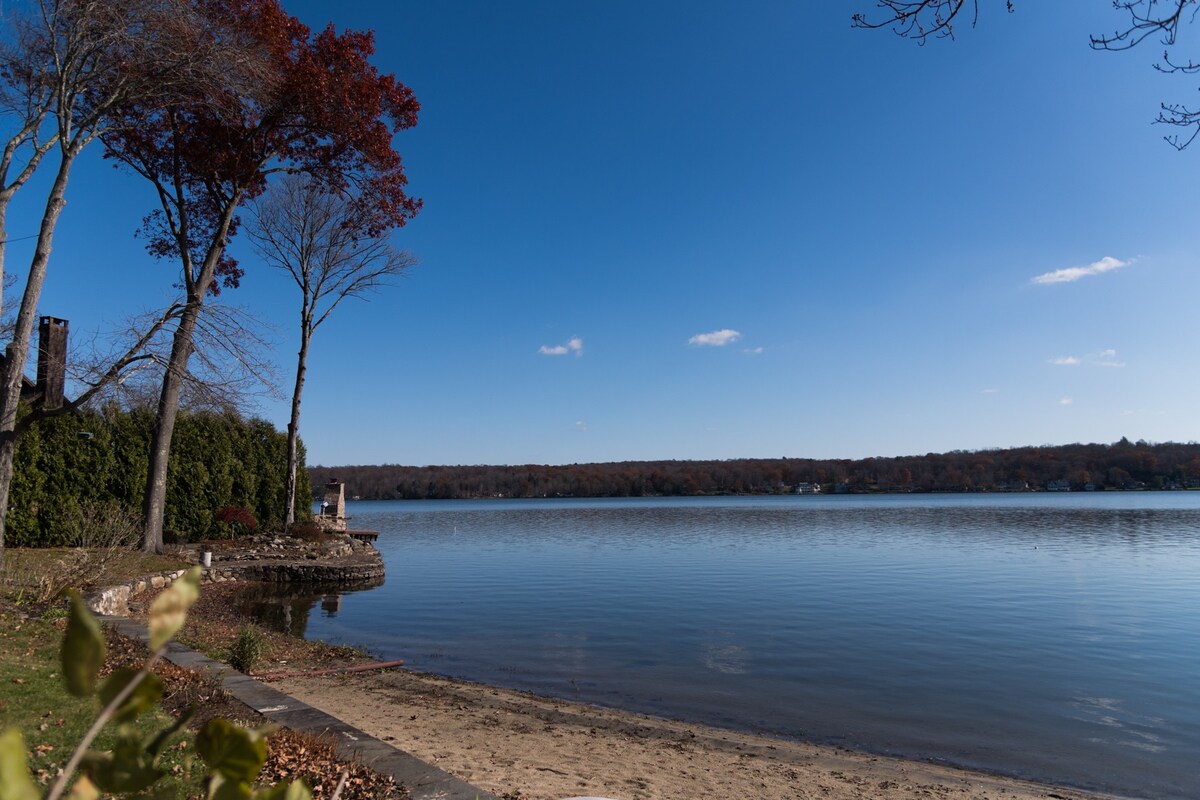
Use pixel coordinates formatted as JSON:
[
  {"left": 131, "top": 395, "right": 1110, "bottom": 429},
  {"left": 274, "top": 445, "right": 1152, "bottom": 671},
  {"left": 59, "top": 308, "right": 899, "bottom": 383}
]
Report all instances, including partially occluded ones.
[{"left": 269, "top": 667, "right": 1119, "bottom": 800}]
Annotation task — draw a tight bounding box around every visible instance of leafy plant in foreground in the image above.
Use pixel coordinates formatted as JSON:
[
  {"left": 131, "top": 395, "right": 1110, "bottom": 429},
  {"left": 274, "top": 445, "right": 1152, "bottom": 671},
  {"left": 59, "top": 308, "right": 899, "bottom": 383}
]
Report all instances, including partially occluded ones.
[{"left": 0, "top": 568, "right": 316, "bottom": 799}]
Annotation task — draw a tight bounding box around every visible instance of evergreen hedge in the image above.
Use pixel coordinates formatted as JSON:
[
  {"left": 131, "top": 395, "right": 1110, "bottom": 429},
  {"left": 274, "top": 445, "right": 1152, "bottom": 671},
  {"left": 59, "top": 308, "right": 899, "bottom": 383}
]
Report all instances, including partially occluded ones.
[{"left": 8, "top": 406, "right": 311, "bottom": 546}]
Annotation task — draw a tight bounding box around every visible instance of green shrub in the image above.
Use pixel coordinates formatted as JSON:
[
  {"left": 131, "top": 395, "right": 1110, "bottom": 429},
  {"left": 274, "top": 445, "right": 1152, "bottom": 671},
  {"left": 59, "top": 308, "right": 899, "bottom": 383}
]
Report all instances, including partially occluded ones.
[
  {"left": 229, "top": 626, "right": 264, "bottom": 674},
  {"left": 10, "top": 407, "right": 309, "bottom": 547}
]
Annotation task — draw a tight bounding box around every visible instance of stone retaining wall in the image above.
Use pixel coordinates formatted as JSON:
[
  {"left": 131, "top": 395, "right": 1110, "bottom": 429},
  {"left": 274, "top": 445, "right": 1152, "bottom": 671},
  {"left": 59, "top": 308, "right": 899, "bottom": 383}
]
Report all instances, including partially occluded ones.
[
  {"left": 84, "top": 569, "right": 189, "bottom": 616},
  {"left": 202, "top": 557, "right": 385, "bottom": 584},
  {"left": 84, "top": 551, "right": 385, "bottom": 616}
]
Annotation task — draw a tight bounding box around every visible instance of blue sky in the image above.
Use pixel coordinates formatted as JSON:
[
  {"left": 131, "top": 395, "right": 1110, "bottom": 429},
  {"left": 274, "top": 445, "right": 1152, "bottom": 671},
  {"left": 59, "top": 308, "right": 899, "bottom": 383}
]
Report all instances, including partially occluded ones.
[{"left": 8, "top": 1, "right": 1200, "bottom": 466}]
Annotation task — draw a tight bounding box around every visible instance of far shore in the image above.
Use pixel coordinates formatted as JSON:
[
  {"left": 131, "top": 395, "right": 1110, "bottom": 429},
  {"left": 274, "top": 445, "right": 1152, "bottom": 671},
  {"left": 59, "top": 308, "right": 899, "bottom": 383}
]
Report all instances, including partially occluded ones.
[{"left": 269, "top": 665, "right": 1122, "bottom": 800}]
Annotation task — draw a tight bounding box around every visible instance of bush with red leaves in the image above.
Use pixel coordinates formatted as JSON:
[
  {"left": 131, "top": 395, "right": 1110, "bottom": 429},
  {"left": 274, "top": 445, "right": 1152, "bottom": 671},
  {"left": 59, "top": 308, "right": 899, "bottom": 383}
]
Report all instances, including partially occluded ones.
[{"left": 215, "top": 506, "right": 258, "bottom": 538}]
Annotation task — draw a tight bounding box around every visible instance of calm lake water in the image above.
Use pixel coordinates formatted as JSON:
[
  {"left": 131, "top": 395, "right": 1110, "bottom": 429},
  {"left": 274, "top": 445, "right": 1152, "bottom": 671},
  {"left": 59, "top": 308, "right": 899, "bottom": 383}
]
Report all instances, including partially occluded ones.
[{"left": 264, "top": 494, "right": 1200, "bottom": 799}]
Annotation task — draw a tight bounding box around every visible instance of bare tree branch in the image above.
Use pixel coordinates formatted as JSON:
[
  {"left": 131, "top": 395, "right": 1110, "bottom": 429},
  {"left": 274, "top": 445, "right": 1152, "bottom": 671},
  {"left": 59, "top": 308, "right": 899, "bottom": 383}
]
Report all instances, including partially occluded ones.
[
  {"left": 16, "top": 302, "right": 182, "bottom": 431},
  {"left": 851, "top": 1, "right": 1013, "bottom": 42},
  {"left": 1090, "top": 0, "right": 1195, "bottom": 52},
  {"left": 246, "top": 173, "right": 416, "bottom": 527},
  {"left": 854, "top": 0, "right": 1200, "bottom": 149}
]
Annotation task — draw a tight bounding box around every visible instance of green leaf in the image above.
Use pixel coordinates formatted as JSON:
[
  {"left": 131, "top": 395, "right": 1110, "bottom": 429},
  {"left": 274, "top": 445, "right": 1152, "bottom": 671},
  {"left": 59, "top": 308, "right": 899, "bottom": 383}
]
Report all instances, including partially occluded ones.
[
  {"left": 81, "top": 726, "right": 165, "bottom": 793},
  {"left": 149, "top": 567, "right": 201, "bottom": 650},
  {"left": 208, "top": 773, "right": 254, "bottom": 800},
  {"left": 97, "top": 668, "right": 163, "bottom": 724},
  {"left": 62, "top": 591, "right": 106, "bottom": 697},
  {"left": 254, "top": 780, "right": 313, "bottom": 800},
  {"left": 0, "top": 728, "right": 40, "bottom": 800},
  {"left": 147, "top": 705, "right": 196, "bottom": 758},
  {"left": 196, "top": 719, "right": 267, "bottom": 784}
]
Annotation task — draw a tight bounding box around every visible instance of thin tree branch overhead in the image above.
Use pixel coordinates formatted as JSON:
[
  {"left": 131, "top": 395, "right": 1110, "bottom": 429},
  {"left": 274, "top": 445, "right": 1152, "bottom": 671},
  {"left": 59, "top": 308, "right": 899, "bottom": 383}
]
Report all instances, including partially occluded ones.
[{"left": 853, "top": 1, "right": 1200, "bottom": 148}]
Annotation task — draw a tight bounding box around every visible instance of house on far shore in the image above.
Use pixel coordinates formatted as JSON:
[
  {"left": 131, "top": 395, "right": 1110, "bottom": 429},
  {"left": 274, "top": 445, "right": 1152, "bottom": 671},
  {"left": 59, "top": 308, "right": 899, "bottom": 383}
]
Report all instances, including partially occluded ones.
[
  {"left": 794, "top": 482, "right": 822, "bottom": 495},
  {"left": 1045, "top": 479, "right": 1072, "bottom": 492}
]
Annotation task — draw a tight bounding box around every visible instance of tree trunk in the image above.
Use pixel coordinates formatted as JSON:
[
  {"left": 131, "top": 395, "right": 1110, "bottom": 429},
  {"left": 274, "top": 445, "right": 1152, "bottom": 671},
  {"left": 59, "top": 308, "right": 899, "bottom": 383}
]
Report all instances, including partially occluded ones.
[
  {"left": 139, "top": 192, "right": 238, "bottom": 553},
  {"left": 0, "top": 196, "right": 9, "bottom": 320},
  {"left": 0, "top": 153, "right": 74, "bottom": 567},
  {"left": 139, "top": 298, "right": 201, "bottom": 553},
  {"left": 283, "top": 331, "right": 311, "bottom": 530}
]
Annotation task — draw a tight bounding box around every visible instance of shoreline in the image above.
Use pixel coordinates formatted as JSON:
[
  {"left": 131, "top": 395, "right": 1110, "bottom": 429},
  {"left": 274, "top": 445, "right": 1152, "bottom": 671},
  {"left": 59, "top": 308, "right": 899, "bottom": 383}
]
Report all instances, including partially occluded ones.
[{"left": 268, "top": 665, "right": 1122, "bottom": 800}]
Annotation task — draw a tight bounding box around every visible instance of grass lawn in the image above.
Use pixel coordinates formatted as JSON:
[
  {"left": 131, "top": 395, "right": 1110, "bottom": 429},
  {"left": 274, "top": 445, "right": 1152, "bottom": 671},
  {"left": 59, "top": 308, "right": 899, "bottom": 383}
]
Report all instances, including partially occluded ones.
[
  {"left": 0, "top": 546, "right": 408, "bottom": 799},
  {"left": 0, "top": 605, "right": 203, "bottom": 797},
  {"left": 2, "top": 546, "right": 190, "bottom": 606}
]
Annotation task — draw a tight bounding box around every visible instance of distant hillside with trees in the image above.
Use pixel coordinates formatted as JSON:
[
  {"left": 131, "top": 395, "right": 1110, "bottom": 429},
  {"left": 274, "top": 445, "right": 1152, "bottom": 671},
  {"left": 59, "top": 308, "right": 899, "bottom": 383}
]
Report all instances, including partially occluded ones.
[{"left": 311, "top": 439, "right": 1200, "bottom": 501}]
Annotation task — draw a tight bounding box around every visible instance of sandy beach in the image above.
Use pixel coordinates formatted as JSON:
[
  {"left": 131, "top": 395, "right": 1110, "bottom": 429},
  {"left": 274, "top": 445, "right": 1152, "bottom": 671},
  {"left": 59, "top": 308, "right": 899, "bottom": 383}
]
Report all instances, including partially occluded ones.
[{"left": 269, "top": 667, "right": 1117, "bottom": 800}]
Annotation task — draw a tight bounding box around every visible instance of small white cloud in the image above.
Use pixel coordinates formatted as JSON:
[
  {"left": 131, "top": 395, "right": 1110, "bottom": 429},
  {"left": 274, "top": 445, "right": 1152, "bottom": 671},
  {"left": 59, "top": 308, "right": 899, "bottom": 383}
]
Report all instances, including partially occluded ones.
[
  {"left": 1092, "top": 349, "right": 1125, "bottom": 367},
  {"left": 981, "top": 388, "right": 1000, "bottom": 394},
  {"left": 689, "top": 329, "right": 741, "bottom": 347},
  {"left": 1050, "top": 356, "right": 1081, "bottom": 366},
  {"left": 1060, "top": 396, "right": 1074, "bottom": 406},
  {"left": 574, "top": 421, "right": 588, "bottom": 432},
  {"left": 539, "top": 337, "right": 583, "bottom": 357},
  {"left": 1031, "top": 256, "right": 1131, "bottom": 285},
  {"left": 742, "top": 346, "right": 764, "bottom": 355}
]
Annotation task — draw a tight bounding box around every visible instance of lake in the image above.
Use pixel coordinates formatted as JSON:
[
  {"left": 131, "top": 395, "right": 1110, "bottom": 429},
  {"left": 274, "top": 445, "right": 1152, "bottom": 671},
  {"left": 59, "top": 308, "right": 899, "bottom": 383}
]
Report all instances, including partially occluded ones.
[{"left": 260, "top": 494, "right": 1200, "bottom": 799}]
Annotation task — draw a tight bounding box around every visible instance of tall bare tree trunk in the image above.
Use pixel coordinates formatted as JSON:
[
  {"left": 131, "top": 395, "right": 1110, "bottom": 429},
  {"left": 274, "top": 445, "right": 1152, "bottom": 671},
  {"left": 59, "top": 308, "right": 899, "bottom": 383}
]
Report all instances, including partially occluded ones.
[
  {"left": 0, "top": 198, "right": 9, "bottom": 319},
  {"left": 139, "top": 299, "right": 203, "bottom": 553},
  {"left": 283, "top": 331, "right": 311, "bottom": 529},
  {"left": 139, "top": 195, "right": 237, "bottom": 553},
  {"left": 0, "top": 154, "right": 73, "bottom": 566}
]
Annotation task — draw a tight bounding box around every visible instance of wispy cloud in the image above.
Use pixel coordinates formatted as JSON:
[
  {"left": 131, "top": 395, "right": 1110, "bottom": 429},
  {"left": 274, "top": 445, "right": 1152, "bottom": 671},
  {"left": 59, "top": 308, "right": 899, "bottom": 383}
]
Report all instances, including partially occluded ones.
[
  {"left": 1031, "top": 256, "right": 1131, "bottom": 285},
  {"left": 1048, "top": 350, "right": 1126, "bottom": 368},
  {"left": 689, "top": 329, "right": 741, "bottom": 347},
  {"left": 981, "top": 388, "right": 1000, "bottom": 394},
  {"left": 575, "top": 421, "right": 588, "bottom": 432},
  {"left": 539, "top": 336, "right": 583, "bottom": 357},
  {"left": 742, "top": 346, "right": 764, "bottom": 355},
  {"left": 1060, "top": 396, "right": 1074, "bottom": 406}
]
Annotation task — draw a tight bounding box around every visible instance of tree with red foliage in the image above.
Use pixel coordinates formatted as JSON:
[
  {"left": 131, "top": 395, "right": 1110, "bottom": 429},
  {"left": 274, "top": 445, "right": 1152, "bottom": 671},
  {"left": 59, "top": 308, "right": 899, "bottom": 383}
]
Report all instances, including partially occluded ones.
[
  {"left": 103, "top": 0, "right": 420, "bottom": 553},
  {"left": 0, "top": 0, "right": 259, "bottom": 567}
]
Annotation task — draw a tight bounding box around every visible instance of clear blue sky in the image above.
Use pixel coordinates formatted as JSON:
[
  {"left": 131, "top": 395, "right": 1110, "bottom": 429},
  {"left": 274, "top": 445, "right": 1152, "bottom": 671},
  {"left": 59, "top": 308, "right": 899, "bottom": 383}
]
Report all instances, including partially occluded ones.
[{"left": 9, "top": 1, "right": 1200, "bottom": 466}]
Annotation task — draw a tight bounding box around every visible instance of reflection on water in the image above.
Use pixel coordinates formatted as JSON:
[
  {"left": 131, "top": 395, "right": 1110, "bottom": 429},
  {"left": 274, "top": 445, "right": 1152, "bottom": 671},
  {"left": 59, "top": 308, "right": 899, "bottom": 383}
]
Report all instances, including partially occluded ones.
[
  {"left": 236, "top": 578, "right": 384, "bottom": 638},
  {"left": 246, "top": 495, "right": 1200, "bottom": 800}
]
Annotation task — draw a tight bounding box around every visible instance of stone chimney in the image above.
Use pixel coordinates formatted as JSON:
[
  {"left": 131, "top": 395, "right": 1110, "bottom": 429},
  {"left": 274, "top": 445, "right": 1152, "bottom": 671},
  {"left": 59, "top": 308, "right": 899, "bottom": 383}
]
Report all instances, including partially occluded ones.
[
  {"left": 321, "top": 479, "right": 348, "bottom": 532},
  {"left": 36, "top": 317, "right": 67, "bottom": 409}
]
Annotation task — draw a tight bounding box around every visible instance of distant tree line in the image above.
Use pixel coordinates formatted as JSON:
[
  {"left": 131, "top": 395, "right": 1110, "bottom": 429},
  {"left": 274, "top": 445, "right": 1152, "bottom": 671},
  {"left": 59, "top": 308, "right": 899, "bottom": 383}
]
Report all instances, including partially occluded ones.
[
  {"left": 8, "top": 406, "right": 311, "bottom": 547},
  {"left": 311, "top": 439, "right": 1200, "bottom": 501}
]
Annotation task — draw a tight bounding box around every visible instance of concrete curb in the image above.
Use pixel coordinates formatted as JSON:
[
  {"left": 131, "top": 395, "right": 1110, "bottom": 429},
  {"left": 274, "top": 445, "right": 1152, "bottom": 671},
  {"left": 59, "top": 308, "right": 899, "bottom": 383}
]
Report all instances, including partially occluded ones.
[{"left": 99, "top": 614, "right": 498, "bottom": 800}]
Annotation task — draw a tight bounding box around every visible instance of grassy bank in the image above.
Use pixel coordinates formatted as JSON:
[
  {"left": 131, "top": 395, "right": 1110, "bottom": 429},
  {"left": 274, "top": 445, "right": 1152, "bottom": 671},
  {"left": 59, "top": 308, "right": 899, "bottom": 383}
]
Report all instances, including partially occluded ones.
[
  {"left": 0, "top": 605, "right": 204, "bottom": 797},
  {"left": 0, "top": 545, "right": 407, "bottom": 799}
]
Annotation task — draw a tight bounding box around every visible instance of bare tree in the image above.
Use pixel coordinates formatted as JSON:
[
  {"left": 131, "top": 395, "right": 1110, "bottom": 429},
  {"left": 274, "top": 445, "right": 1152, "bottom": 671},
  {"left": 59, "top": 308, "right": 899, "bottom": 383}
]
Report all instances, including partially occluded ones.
[
  {"left": 0, "top": 3, "right": 59, "bottom": 322},
  {"left": 68, "top": 301, "right": 277, "bottom": 415},
  {"left": 247, "top": 175, "right": 415, "bottom": 529},
  {"left": 0, "top": 0, "right": 253, "bottom": 566},
  {"left": 853, "top": 1, "right": 1200, "bottom": 148}
]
